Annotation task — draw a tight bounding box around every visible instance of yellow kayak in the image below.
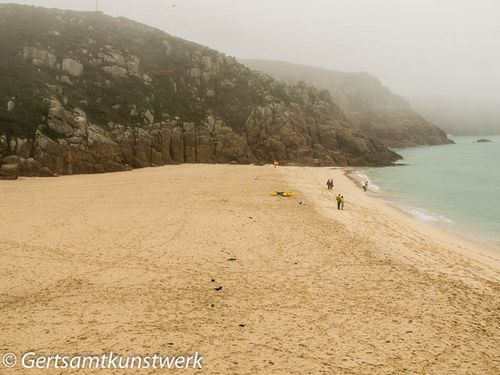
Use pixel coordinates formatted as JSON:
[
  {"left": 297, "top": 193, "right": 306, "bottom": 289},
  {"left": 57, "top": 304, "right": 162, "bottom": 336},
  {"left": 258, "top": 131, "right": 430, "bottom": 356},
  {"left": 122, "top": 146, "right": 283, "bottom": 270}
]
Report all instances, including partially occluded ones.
[{"left": 271, "top": 191, "right": 295, "bottom": 197}]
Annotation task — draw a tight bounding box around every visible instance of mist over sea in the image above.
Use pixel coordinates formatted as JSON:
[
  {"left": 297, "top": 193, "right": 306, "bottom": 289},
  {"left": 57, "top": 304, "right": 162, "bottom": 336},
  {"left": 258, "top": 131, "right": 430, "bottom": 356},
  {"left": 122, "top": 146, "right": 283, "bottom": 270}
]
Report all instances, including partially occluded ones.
[{"left": 362, "top": 136, "right": 500, "bottom": 247}]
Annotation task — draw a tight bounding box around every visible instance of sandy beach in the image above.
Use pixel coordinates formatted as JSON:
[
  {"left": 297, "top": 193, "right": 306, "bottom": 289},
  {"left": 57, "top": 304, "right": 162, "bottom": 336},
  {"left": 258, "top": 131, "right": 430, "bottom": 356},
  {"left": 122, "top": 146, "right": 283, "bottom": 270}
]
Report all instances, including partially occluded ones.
[{"left": 0, "top": 164, "right": 499, "bottom": 374}]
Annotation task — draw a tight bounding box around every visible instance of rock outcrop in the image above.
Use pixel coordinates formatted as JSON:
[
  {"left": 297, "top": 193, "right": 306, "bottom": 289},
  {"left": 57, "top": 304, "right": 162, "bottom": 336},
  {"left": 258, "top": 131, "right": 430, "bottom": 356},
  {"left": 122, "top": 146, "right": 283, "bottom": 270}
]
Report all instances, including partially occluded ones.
[
  {"left": 0, "top": 163, "right": 19, "bottom": 180},
  {"left": 62, "top": 58, "right": 84, "bottom": 77},
  {"left": 241, "top": 59, "right": 453, "bottom": 148},
  {"left": 0, "top": 5, "right": 400, "bottom": 177}
]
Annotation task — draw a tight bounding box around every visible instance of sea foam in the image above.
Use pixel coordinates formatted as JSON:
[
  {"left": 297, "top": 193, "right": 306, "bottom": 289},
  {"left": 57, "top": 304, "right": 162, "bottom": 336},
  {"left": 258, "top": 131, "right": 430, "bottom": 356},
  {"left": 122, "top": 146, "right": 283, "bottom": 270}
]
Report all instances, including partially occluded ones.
[{"left": 402, "top": 207, "right": 453, "bottom": 224}]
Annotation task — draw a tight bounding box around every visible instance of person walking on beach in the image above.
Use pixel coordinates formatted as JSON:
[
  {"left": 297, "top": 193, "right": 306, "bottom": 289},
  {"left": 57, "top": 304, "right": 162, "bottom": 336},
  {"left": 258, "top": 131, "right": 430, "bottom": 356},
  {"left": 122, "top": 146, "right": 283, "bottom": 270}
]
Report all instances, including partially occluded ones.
[
  {"left": 340, "top": 195, "right": 345, "bottom": 210},
  {"left": 363, "top": 180, "right": 368, "bottom": 192},
  {"left": 327, "top": 179, "right": 334, "bottom": 190},
  {"left": 336, "top": 193, "right": 342, "bottom": 210}
]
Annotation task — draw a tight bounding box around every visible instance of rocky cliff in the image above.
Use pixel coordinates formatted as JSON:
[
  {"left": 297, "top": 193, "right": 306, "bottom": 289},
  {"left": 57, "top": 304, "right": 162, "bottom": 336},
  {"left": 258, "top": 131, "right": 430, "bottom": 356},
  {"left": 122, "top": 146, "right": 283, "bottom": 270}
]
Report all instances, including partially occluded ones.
[
  {"left": 241, "top": 59, "right": 453, "bottom": 148},
  {"left": 0, "top": 5, "right": 400, "bottom": 179}
]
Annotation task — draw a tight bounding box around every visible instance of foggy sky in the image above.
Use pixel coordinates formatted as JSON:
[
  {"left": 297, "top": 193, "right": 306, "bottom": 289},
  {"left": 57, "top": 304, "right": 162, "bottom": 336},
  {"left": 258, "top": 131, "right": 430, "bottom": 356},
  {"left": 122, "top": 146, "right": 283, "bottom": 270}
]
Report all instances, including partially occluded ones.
[{"left": 3, "top": 0, "right": 500, "bottom": 106}]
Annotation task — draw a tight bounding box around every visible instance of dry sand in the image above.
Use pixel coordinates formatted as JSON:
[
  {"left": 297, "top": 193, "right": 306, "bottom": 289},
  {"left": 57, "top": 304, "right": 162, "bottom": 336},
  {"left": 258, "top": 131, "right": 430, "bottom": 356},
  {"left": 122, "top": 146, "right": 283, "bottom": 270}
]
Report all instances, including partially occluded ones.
[{"left": 0, "top": 164, "right": 498, "bottom": 374}]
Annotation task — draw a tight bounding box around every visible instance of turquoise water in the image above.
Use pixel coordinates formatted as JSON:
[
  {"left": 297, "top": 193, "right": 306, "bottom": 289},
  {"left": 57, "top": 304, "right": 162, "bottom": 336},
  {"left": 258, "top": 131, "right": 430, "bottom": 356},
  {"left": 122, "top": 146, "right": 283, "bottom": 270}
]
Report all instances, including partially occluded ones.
[{"left": 361, "top": 136, "right": 500, "bottom": 246}]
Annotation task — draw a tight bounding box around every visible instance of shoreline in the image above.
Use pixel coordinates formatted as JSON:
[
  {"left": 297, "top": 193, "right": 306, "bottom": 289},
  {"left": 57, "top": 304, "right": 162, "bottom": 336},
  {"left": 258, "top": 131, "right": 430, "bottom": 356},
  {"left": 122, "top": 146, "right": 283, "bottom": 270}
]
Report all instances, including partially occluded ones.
[
  {"left": 296, "top": 167, "right": 500, "bottom": 276},
  {"left": 357, "top": 167, "right": 500, "bottom": 269},
  {"left": 282, "top": 166, "right": 500, "bottom": 278},
  {"left": 346, "top": 168, "right": 500, "bottom": 254}
]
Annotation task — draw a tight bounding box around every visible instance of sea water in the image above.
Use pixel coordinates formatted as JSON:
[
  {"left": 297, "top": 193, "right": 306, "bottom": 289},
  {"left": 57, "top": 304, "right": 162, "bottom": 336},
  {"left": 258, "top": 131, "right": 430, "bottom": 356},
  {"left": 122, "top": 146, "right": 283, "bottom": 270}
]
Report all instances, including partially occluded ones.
[{"left": 360, "top": 136, "right": 500, "bottom": 247}]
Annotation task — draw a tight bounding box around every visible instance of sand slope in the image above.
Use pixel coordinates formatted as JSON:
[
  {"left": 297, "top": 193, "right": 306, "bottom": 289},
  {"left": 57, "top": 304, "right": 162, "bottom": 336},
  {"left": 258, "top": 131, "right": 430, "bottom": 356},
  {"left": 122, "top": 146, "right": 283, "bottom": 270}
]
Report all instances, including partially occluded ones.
[{"left": 0, "top": 165, "right": 498, "bottom": 374}]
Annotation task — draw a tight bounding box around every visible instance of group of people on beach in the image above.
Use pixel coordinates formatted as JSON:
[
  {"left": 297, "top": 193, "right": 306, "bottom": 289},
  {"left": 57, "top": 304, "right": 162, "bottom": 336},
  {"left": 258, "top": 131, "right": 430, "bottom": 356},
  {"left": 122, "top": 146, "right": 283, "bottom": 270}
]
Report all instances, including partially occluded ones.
[
  {"left": 326, "top": 178, "right": 345, "bottom": 210},
  {"left": 326, "top": 177, "right": 369, "bottom": 210}
]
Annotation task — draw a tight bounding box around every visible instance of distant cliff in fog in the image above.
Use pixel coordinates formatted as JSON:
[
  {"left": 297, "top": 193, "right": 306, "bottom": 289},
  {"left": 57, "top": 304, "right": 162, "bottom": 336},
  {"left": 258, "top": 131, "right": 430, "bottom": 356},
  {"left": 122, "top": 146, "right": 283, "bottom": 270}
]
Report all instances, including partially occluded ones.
[{"left": 241, "top": 59, "right": 453, "bottom": 148}]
